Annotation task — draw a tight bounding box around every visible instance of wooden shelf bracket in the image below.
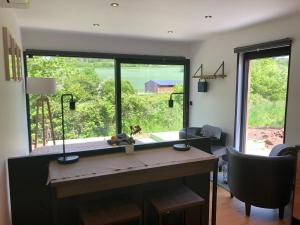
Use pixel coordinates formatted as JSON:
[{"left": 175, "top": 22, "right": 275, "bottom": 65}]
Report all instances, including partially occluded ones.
[{"left": 192, "top": 61, "right": 227, "bottom": 80}]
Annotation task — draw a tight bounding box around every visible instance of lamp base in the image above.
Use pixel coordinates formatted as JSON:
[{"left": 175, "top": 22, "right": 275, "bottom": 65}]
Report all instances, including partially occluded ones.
[
  {"left": 57, "top": 155, "right": 79, "bottom": 164},
  {"left": 173, "top": 143, "right": 191, "bottom": 151}
]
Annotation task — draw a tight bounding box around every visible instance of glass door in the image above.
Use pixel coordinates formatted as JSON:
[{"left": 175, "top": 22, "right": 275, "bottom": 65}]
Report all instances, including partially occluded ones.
[{"left": 235, "top": 47, "right": 290, "bottom": 155}]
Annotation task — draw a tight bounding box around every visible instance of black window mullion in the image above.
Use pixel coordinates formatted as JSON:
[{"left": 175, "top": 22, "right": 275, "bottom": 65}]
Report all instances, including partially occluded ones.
[
  {"left": 184, "top": 59, "right": 190, "bottom": 128},
  {"left": 115, "top": 59, "right": 122, "bottom": 134}
]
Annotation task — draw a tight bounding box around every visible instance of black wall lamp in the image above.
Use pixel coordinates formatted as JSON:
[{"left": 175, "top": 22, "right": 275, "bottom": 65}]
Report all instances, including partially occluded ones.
[
  {"left": 168, "top": 92, "right": 190, "bottom": 151},
  {"left": 57, "top": 94, "right": 79, "bottom": 164}
]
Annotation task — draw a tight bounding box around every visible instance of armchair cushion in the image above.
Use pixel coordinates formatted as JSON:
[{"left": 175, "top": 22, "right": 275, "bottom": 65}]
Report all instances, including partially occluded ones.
[{"left": 202, "top": 124, "right": 222, "bottom": 139}]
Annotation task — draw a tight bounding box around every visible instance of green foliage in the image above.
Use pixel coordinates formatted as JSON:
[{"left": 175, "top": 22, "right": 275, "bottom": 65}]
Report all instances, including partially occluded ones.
[
  {"left": 28, "top": 56, "right": 183, "bottom": 144},
  {"left": 248, "top": 100, "right": 286, "bottom": 128},
  {"left": 248, "top": 57, "right": 288, "bottom": 128},
  {"left": 250, "top": 58, "right": 288, "bottom": 101}
]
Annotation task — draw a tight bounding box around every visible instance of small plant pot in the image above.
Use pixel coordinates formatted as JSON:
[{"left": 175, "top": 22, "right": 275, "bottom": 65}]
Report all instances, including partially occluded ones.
[{"left": 125, "top": 144, "right": 134, "bottom": 154}]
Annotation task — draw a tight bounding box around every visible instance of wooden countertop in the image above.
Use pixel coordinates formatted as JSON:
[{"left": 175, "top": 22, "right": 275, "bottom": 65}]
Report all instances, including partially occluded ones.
[{"left": 48, "top": 147, "right": 216, "bottom": 198}]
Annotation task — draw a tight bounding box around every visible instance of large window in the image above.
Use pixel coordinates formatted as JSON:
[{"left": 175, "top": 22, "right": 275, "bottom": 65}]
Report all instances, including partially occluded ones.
[
  {"left": 120, "top": 63, "right": 184, "bottom": 143},
  {"left": 26, "top": 52, "right": 189, "bottom": 152},
  {"left": 27, "top": 56, "right": 116, "bottom": 149}
]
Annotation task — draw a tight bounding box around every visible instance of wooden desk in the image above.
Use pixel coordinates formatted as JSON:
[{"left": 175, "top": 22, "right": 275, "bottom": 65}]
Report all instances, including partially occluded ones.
[{"left": 48, "top": 147, "right": 218, "bottom": 225}]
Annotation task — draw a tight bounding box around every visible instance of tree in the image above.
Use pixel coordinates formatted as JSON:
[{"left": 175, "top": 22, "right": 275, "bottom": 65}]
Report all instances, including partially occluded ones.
[{"left": 250, "top": 58, "right": 288, "bottom": 102}]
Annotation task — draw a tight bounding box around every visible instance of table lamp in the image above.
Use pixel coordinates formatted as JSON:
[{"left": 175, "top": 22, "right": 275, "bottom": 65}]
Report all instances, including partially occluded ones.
[
  {"left": 168, "top": 92, "right": 190, "bottom": 151},
  {"left": 57, "top": 94, "right": 79, "bottom": 164},
  {"left": 26, "top": 77, "right": 56, "bottom": 148}
]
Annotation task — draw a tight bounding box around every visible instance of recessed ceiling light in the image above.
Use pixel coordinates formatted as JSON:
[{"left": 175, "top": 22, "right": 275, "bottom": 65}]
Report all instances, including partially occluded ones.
[
  {"left": 168, "top": 30, "right": 174, "bottom": 34},
  {"left": 93, "top": 23, "right": 100, "bottom": 27},
  {"left": 110, "top": 3, "right": 119, "bottom": 7},
  {"left": 205, "top": 15, "right": 212, "bottom": 19}
]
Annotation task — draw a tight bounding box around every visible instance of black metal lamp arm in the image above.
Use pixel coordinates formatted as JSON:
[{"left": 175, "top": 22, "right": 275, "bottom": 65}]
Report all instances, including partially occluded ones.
[{"left": 168, "top": 92, "right": 184, "bottom": 108}]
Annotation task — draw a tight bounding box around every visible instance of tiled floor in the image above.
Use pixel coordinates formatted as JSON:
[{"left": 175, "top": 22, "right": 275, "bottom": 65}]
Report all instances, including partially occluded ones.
[{"left": 215, "top": 186, "right": 290, "bottom": 225}]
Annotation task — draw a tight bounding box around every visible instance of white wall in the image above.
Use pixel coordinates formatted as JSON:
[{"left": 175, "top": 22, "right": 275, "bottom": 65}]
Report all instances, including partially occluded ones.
[
  {"left": 0, "top": 8, "right": 29, "bottom": 225},
  {"left": 189, "top": 13, "right": 300, "bottom": 146},
  {"left": 21, "top": 28, "right": 190, "bottom": 57}
]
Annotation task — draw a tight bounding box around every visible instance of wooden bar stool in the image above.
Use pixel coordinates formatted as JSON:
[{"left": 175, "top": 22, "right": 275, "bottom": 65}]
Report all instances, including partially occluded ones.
[
  {"left": 79, "top": 199, "right": 142, "bottom": 225},
  {"left": 147, "top": 185, "right": 205, "bottom": 225}
]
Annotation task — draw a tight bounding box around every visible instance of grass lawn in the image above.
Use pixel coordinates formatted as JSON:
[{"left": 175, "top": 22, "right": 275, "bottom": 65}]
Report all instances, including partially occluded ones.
[{"left": 248, "top": 100, "right": 286, "bottom": 128}]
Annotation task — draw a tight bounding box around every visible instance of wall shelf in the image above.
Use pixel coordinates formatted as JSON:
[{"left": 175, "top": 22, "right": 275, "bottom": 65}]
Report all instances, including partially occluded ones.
[{"left": 192, "top": 61, "right": 227, "bottom": 80}]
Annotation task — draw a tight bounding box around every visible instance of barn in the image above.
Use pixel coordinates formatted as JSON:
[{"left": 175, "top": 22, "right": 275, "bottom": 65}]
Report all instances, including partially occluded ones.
[{"left": 144, "top": 80, "right": 182, "bottom": 93}]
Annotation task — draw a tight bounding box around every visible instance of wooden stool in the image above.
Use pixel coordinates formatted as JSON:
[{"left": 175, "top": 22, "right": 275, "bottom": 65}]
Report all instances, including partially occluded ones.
[
  {"left": 79, "top": 200, "right": 142, "bottom": 225},
  {"left": 147, "top": 185, "right": 205, "bottom": 225}
]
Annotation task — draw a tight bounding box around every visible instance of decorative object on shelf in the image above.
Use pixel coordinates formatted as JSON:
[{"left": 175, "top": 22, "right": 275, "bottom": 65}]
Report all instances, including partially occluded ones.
[
  {"left": 192, "top": 61, "right": 227, "bottom": 92},
  {"left": 168, "top": 92, "right": 190, "bottom": 151},
  {"left": 107, "top": 125, "right": 141, "bottom": 154},
  {"left": 125, "top": 143, "right": 134, "bottom": 154},
  {"left": 130, "top": 125, "right": 141, "bottom": 139},
  {"left": 2, "top": 27, "right": 23, "bottom": 82},
  {"left": 126, "top": 125, "right": 141, "bottom": 154},
  {"left": 198, "top": 81, "right": 208, "bottom": 92},
  {"left": 26, "top": 77, "right": 57, "bottom": 149},
  {"left": 108, "top": 133, "right": 132, "bottom": 145},
  {"left": 57, "top": 94, "right": 79, "bottom": 164}
]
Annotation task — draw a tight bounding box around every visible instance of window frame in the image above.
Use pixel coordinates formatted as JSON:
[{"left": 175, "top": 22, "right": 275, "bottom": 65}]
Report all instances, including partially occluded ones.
[{"left": 24, "top": 49, "right": 190, "bottom": 153}]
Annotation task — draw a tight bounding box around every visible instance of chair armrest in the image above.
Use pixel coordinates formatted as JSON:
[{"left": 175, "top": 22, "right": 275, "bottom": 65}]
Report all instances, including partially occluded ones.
[
  {"left": 179, "top": 127, "right": 202, "bottom": 139},
  {"left": 211, "top": 132, "right": 227, "bottom": 146}
]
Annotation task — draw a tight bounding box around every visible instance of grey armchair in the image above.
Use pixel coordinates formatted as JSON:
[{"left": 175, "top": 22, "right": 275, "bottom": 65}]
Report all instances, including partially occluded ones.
[
  {"left": 227, "top": 146, "right": 296, "bottom": 219},
  {"left": 179, "top": 127, "right": 227, "bottom": 170}
]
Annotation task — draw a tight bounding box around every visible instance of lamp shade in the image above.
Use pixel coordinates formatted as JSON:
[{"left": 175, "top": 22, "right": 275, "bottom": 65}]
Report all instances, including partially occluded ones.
[{"left": 26, "top": 77, "right": 56, "bottom": 95}]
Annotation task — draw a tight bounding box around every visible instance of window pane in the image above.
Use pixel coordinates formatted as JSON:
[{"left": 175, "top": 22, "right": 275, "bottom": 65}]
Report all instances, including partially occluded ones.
[
  {"left": 27, "top": 56, "right": 115, "bottom": 150},
  {"left": 120, "top": 63, "right": 184, "bottom": 143}
]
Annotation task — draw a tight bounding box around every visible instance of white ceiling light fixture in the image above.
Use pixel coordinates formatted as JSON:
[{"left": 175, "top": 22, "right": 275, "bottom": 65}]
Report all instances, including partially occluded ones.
[
  {"left": 205, "top": 15, "right": 212, "bottom": 19},
  {"left": 168, "top": 30, "right": 174, "bottom": 34},
  {"left": 110, "top": 3, "right": 119, "bottom": 7},
  {"left": 93, "top": 23, "right": 100, "bottom": 27},
  {"left": 1, "top": 0, "right": 30, "bottom": 8}
]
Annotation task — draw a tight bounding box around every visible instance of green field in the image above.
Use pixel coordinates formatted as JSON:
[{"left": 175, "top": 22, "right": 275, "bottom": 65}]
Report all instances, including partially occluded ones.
[
  {"left": 248, "top": 100, "right": 286, "bottom": 128},
  {"left": 95, "top": 66, "right": 184, "bottom": 92}
]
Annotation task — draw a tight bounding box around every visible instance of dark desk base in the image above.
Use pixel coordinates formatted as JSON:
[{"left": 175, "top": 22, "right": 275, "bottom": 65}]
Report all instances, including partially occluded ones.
[{"left": 54, "top": 174, "right": 214, "bottom": 225}]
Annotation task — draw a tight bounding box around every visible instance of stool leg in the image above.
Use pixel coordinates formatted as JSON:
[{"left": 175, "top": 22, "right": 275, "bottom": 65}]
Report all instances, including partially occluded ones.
[
  {"left": 143, "top": 201, "right": 147, "bottom": 225},
  {"left": 139, "top": 215, "right": 143, "bottom": 225},
  {"left": 199, "top": 206, "right": 203, "bottom": 225},
  {"left": 158, "top": 214, "right": 163, "bottom": 225}
]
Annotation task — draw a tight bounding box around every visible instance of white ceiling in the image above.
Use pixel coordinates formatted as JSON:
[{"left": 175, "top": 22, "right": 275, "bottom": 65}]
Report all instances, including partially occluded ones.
[{"left": 12, "top": 0, "right": 300, "bottom": 42}]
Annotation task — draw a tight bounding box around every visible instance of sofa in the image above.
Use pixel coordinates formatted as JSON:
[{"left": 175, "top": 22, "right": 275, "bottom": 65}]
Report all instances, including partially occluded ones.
[
  {"left": 227, "top": 145, "right": 296, "bottom": 219},
  {"left": 179, "top": 126, "right": 227, "bottom": 170}
]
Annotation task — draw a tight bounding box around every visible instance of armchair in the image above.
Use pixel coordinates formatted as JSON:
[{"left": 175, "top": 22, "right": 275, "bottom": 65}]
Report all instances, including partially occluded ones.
[
  {"left": 227, "top": 146, "right": 296, "bottom": 219},
  {"left": 179, "top": 127, "right": 227, "bottom": 170}
]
